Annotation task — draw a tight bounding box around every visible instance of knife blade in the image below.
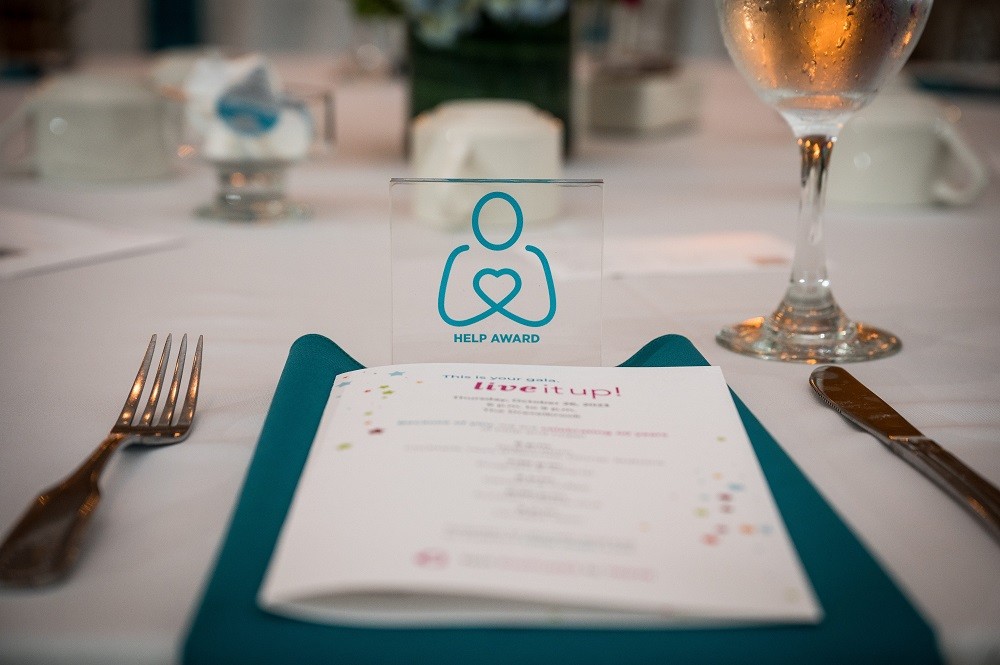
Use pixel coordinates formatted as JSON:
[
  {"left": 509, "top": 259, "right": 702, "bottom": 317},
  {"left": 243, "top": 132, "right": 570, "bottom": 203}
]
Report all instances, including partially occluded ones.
[{"left": 810, "top": 365, "right": 1000, "bottom": 545}]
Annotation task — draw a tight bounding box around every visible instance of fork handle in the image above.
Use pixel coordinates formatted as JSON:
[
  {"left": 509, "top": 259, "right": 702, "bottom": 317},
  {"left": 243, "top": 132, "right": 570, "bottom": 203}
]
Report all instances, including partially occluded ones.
[{"left": 0, "top": 433, "right": 129, "bottom": 587}]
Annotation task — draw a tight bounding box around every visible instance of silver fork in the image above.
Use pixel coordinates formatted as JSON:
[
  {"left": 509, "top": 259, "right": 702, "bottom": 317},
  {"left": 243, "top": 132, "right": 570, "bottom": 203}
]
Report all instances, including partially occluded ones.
[{"left": 0, "top": 333, "right": 203, "bottom": 587}]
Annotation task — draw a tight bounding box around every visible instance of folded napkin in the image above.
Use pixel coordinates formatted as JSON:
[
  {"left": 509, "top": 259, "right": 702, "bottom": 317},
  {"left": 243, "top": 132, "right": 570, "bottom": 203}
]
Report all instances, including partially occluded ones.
[
  {"left": 183, "top": 334, "right": 941, "bottom": 665},
  {"left": 0, "top": 209, "right": 177, "bottom": 279},
  {"left": 606, "top": 232, "right": 793, "bottom": 276},
  {"left": 546, "top": 232, "right": 793, "bottom": 281}
]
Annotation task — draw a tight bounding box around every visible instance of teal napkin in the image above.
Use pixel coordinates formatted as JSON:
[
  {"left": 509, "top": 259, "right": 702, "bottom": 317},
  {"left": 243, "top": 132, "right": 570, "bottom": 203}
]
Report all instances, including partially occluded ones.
[{"left": 183, "top": 334, "right": 942, "bottom": 664}]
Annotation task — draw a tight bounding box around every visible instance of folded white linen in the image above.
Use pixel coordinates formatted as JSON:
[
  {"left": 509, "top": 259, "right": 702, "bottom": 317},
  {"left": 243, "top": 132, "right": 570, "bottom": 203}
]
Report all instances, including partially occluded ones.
[{"left": 0, "top": 209, "right": 177, "bottom": 279}]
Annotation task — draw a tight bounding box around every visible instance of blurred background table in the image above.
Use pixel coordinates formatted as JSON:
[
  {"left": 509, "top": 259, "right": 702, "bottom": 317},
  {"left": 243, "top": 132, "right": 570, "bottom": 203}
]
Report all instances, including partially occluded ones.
[{"left": 0, "top": 53, "right": 998, "bottom": 664}]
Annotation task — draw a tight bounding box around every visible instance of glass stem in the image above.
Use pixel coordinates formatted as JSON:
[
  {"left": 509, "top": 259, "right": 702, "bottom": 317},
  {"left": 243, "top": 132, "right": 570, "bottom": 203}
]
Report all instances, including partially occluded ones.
[{"left": 773, "top": 134, "right": 845, "bottom": 334}]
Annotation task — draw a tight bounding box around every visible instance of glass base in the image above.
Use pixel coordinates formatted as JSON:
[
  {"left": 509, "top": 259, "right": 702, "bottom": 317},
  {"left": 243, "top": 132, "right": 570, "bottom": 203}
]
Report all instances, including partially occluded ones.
[
  {"left": 716, "top": 315, "right": 901, "bottom": 363},
  {"left": 196, "top": 159, "right": 311, "bottom": 222},
  {"left": 195, "top": 199, "right": 311, "bottom": 222}
]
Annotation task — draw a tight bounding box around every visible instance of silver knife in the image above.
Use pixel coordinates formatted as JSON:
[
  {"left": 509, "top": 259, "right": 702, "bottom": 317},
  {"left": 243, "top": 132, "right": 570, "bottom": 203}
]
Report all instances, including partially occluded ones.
[{"left": 810, "top": 365, "right": 1000, "bottom": 545}]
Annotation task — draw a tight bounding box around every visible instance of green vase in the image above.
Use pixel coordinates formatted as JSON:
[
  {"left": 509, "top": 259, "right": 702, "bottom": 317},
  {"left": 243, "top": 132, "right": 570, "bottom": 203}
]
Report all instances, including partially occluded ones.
[{"left": 408, "top": 12, "right": 573, "bottom": 153}]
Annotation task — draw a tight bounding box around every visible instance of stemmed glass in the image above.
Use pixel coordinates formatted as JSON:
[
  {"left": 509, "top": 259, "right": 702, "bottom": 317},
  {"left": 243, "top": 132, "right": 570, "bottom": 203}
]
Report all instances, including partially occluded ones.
[{"left": 714, "top": 0, "right": 933, "bottom": 362}]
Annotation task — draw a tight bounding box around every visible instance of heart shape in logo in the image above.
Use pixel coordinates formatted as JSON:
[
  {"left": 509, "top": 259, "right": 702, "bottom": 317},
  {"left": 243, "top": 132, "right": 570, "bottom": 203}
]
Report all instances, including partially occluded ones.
[{"left": 472, "top": 268, "right": 522, "bottom": 312}]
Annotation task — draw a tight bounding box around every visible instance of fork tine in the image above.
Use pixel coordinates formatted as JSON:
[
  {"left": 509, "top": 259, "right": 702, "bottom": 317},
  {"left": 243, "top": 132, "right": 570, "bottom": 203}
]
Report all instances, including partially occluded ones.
[
  {"left": 117, "top": 334, "right": 157, "bottom": 426},
  {"left": 177, "top": 335, "right": 203, "bottom": 427},
  {"left": 158, "top": 334, "right": 188, "bottom": 426},
  {"left": 140, "top": 334, "right": 172, "bottom": 426}
]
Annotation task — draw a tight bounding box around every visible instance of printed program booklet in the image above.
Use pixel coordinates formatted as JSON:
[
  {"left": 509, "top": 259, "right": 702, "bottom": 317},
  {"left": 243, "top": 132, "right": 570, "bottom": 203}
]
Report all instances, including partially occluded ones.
[{"left": 259, "top": 364, "right": 821, "bottom": 627}]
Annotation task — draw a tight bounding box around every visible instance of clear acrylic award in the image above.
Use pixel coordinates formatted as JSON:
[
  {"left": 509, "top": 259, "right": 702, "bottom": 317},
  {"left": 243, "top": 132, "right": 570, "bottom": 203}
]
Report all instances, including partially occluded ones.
[{"left": 390, "top": 179, "right": 603, "bottom": 365}]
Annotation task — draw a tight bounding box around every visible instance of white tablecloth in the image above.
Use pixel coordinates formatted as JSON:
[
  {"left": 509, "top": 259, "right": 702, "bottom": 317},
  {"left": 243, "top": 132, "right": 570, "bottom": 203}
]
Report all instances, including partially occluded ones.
[{"left": 1, "top": 58, "right": 998, "bottom": 664}]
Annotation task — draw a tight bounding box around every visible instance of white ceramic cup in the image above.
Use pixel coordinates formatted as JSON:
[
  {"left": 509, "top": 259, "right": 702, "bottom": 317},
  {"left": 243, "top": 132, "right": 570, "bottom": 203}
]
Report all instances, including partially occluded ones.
[
  {"left": 0, "top": 74, "right": 179, "bottom": 182},
  {"left": 828, "top": 90, "right": 987, "bottom": 206},
  {"left": 409, "top": 100, "right": 564, "bottom": 227}
]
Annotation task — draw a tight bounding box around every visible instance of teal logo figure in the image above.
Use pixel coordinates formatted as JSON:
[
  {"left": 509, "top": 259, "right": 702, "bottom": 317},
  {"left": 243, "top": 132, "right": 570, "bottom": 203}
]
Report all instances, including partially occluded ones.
[{"left": 438, "top": 191, "right": 556, "bottom": 328}]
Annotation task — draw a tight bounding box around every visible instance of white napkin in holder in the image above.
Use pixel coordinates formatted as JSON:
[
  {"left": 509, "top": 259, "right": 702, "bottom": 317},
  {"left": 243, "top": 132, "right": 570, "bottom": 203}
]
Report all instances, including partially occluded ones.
[
  {"left": 588, "top": 66, "right": 701, "bottom": 136},
  {"left": 409, "top": 100, "right": 563, "bottom": 228}
]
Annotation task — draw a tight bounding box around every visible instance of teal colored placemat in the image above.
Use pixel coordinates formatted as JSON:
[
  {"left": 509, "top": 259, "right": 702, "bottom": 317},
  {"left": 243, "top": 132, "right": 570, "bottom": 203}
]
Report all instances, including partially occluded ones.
[{"left": 183, "top": 334, "right": 941, "bottom": 664}]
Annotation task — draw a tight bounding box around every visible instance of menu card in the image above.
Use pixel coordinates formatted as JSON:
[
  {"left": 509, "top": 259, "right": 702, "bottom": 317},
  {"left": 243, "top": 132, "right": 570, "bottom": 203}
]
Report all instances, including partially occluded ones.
[{"left": 259, "top": 364, "right": 821, "bottom": 627}]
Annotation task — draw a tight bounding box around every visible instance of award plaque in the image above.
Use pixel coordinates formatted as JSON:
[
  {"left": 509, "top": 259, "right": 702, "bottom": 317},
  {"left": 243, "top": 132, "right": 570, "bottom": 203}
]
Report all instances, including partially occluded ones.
[{"left": 390, "top": 178, "right": 603, "bottom": 365}]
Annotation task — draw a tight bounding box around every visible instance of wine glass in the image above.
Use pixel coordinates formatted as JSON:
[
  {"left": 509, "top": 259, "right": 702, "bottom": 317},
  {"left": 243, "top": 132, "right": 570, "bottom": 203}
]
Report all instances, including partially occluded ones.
[{"left": 714, "top": 0, "right": 933, "bottom": 362}]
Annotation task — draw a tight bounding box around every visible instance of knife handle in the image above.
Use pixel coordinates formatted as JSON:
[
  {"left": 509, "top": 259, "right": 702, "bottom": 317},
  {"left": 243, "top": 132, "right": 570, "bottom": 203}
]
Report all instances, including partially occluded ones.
[{"left": 890, "top": 436, "right": 1000, "bottom": 544}]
